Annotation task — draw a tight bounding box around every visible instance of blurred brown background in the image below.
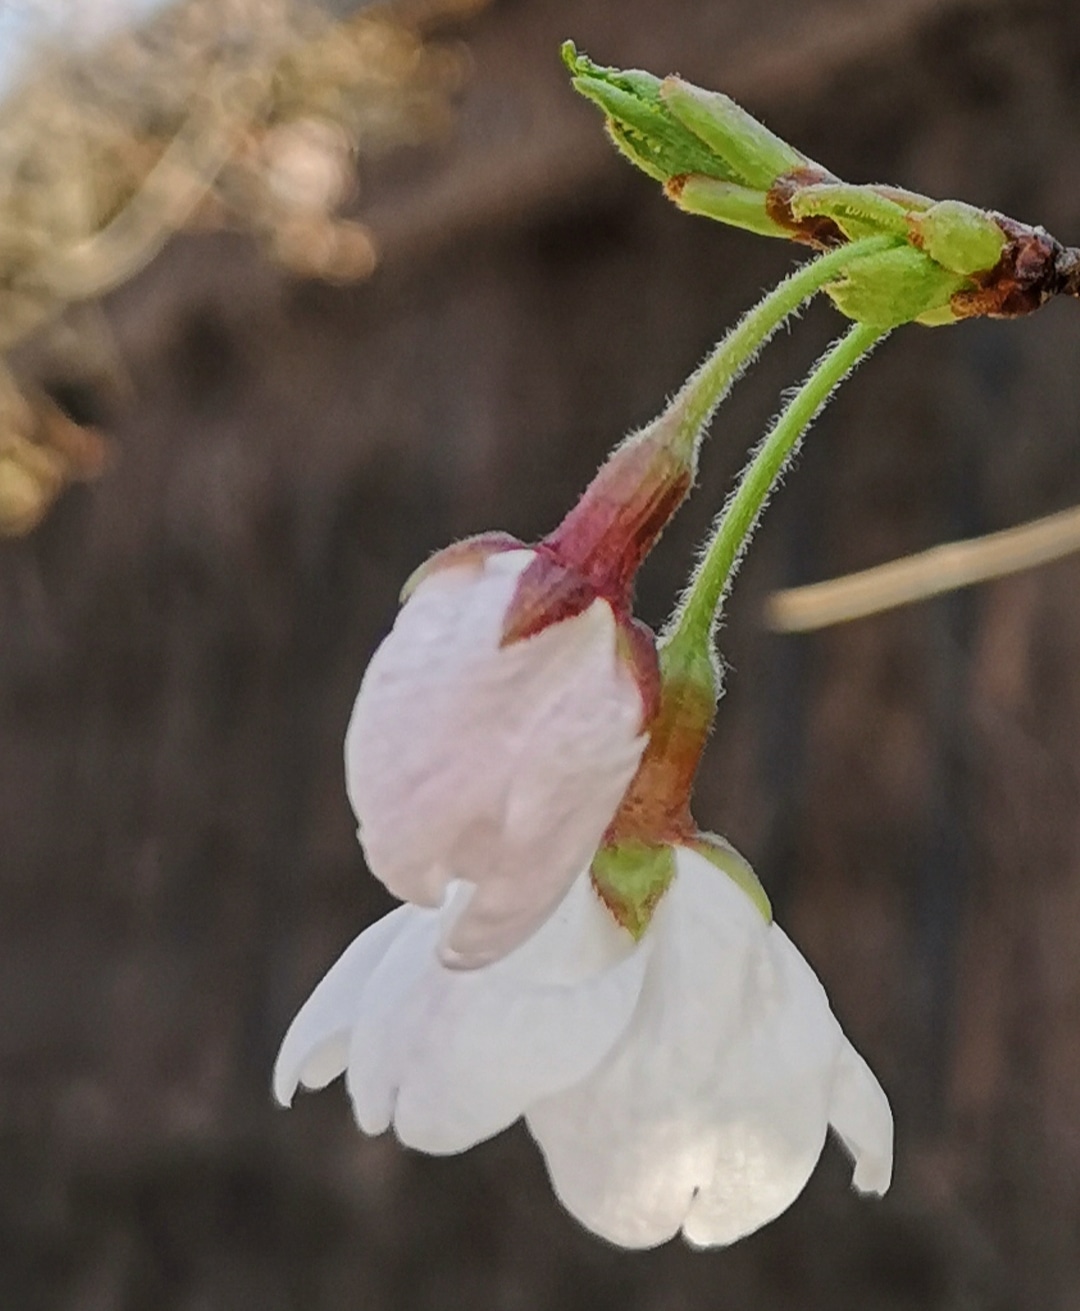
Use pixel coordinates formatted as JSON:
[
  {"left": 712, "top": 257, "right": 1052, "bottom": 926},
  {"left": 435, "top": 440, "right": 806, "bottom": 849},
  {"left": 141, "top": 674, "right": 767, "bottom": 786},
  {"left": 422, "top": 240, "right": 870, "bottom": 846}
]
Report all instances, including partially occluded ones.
[{"left": 4, "top": 0, "right": 1080, "bottom": 1307}]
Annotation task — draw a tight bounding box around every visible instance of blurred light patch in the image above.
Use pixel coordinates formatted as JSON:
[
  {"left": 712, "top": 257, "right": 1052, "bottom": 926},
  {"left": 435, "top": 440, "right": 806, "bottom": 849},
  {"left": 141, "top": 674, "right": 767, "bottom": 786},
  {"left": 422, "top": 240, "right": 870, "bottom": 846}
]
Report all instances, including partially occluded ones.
[
  {"left": 0, "top": 0, "right": 484, "bottom": 533},
  {"left": 0, "top": 1, "right": 176, "bottom": 104}
]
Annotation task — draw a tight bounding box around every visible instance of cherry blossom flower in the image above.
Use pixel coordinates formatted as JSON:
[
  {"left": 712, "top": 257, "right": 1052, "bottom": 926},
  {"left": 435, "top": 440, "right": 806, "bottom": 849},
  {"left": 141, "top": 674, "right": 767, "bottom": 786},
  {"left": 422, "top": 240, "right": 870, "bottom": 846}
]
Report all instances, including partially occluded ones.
[
  {"left": 277, "top": 215, "right": 900, "bottom": 1244},
  {"left": 274, "top": 845, "right": 891, "bottom": 1248}
]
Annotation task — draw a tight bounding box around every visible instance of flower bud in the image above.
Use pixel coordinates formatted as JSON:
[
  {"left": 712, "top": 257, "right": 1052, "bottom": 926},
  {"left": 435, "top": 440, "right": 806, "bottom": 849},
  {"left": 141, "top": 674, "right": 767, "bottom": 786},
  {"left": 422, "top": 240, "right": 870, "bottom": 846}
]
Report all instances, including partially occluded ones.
[
  {"left": 823, "top": 244, "right": 964, "bottom": 328},
  {"left": 659, "top": 76, "right": 807, "bottom": 191},
  {"left": 566, "top": 49, "right": 1080, "bottom": 327},
  {"left": 562, "top": 42, "right": 751, "bottom": 186},
  {"left": 563, "top": 41, "right": 821, "bottom": 203},
  {"left": 907, "top": 198, "right": 1006, "bottom": 277},
  {"left": 665, "top": 176, "right": 789, "bottom": 239}
]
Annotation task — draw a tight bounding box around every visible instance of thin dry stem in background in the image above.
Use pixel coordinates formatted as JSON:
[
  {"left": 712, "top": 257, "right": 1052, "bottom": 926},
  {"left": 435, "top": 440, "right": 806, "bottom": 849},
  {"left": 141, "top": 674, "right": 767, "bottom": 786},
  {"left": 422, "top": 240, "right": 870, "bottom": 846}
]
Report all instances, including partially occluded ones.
[
  {"left": 0, "top": 0, "right": 484, "bottom": 535},
  {"left": 765, "top": 502, "right": 1080, "bottom": 631}
]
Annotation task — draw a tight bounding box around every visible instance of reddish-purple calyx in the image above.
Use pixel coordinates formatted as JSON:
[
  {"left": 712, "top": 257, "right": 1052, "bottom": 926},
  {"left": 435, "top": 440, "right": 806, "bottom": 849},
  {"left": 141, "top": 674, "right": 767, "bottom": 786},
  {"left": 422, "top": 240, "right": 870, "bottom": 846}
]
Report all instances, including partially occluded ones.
[
  {"left": 400, "top": 420, "right": 694, "bottom": 734},
  {"left": 499, "top": 424, "right": 692, "bottom": 729},
  {"left": 541, "top": 434, "right": 692, "bottom": 602},
  {"left": 502, "top": 419, "right": 692, "bottom": 638}
]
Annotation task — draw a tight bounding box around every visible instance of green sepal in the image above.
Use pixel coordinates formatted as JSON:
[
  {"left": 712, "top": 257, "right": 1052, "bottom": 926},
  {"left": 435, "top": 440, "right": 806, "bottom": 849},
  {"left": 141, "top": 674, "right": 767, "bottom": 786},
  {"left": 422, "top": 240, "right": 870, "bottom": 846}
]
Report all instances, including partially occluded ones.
[
  {"left": 659, "top": 76, "right": 805, "bottom": 190},
  {"left": 590, "top": 840, "right": 676, "bottom": 941},
  {"left": 824, "top": 244, "right": 964, "bottom": 328},
  {"left": 690, "top": 833, "right": 773, "bottom": 923},
  {"left": 789, "top": 182, "right": 910, "bottom": 242},
  {"left": 914, "top": 301, "right": 963, "bottom": 327},
  {"left": 908, "top": 199, "right": 1006, "bottom": 276},
  {"left": 874, "top": 185, "right": 935, "bottom": 213},
  {"left": 563, "top": 42, "right": 737, "bottom": 184},
  {"left": 670, "top": 175, "right": 789, "bottom": 238},
  {"left": 603, "top": 119, "right": 679, "bottom": 185}
]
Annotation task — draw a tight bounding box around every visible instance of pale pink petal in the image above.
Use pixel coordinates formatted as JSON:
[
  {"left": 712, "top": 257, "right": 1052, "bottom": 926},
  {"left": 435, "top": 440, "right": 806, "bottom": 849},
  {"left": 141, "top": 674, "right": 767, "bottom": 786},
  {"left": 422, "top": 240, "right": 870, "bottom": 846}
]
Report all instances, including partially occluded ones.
[
  {"left": 345, "top": 548, "right": 646, "bottom": 965},
  {"left": 345, "top": 553, "right": 526, "bottom": 909},
  {"left": 346, "top": 875, "right": 647, "bottom": 1154},
  {"left": 273, "top": 908, "right": 407, "bottom": 1106},
  {"left": 440, "top": 596, "right": 645, "bottom": 967}
]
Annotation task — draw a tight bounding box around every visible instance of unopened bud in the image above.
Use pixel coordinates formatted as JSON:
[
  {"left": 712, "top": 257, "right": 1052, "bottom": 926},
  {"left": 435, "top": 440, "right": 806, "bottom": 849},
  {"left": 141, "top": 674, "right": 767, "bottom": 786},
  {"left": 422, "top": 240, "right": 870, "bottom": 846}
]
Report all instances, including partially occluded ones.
[
  {"left": 667, "top": 175, "right": 788, "bottom": 238},
  {"left": 564, "top": 48, "right": 1078, "bottom": 329},
  {"left": 907, "top": 199, "right": 1006, "bottom": 277},
  {"left": 563, "top": 42, "right": 750, "bottom": 186},
  {"left": 824, "top": 244, "right": 963, "bottom": 328},
  {"left": 659, "top": 76, "right": 807, "bottom": 190}
]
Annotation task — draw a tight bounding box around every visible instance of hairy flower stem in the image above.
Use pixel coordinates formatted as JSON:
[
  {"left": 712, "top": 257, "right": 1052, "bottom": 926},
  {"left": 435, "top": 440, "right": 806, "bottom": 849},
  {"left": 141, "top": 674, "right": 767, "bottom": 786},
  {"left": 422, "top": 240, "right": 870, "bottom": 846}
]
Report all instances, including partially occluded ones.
[
  {"left": 660, "top": 234, "right": 896, "bottom": 453},
  {"left": 607, "top": 320, "right": 887, "bottom": 849},
  {"left": 668, "top": 319, "right": 887, "bottom": 661},
  {"left": 519, "top": 233, "right": 896, "bottom": 647}
]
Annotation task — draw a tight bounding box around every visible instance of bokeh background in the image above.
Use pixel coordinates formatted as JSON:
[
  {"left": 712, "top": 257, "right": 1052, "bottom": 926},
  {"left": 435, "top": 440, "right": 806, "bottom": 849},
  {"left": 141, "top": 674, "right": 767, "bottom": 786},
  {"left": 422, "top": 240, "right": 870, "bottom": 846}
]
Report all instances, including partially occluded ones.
[{"left": 4, "top": 0, "right": 1080, "bottom": 1307}]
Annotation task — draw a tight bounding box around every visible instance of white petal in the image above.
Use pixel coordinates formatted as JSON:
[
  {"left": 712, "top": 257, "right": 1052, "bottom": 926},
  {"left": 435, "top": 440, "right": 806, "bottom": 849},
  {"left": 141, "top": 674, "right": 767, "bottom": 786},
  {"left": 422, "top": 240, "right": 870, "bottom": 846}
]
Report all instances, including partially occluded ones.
[
  {"left": 346, "top": 875, "right": 648, "bottom": 1154},
  {"left": 345, "top": 548, "right": 646, "bottom": 965},
  {"left": 527, "top": 848, "right": 768, "bottom": 1249},
  {"left": 828, "top": 1037, "right": 894, "bottom": 1195},
  {"left": 273, "top": 907, "right": 408, "bottom": 1106},
  {"left": 685, "top": 929, "right": 892, "bottom": 1244},
  {"left": 345, "top": 908, "right": 438, "bottom": 1137},
  {"left": 681, "top": 925, "right": 842, "bottom": 1248}
]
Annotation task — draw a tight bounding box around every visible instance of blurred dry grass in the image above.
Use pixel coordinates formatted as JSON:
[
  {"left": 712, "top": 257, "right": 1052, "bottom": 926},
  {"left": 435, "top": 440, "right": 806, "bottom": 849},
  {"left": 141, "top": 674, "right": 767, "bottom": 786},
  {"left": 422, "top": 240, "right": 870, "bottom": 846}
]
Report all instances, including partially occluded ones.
[
  {"left": 0, "top": 0, "right": 482, "bottom": 534},
  {"left": 766, "top": 503, "right": 1080, "bottom": 630}
]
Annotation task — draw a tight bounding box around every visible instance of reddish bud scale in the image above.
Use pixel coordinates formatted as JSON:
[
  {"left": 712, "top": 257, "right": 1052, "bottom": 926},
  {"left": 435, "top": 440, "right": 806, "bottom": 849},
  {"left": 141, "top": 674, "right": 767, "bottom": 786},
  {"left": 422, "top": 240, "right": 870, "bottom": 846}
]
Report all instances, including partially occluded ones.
[
  {"left": 765, "top": 167, "right": 846, "bottom": 249},
  {"left": 950, "top": 215, "right": 1070, "bottom": 320}
]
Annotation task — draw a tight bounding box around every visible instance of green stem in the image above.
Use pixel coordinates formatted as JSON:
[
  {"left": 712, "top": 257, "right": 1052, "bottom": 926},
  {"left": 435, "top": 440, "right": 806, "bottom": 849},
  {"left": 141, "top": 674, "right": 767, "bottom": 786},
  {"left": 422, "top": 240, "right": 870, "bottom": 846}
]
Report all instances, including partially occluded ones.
[
  {"left": 662, "top": 234, "right": 896, "bottom": 456},
  {"left": 667, "top": 319, "right": 888, "bottom": 655},
  {"left": 540, "top": 234, "right": 899, "bottom": 601}
]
